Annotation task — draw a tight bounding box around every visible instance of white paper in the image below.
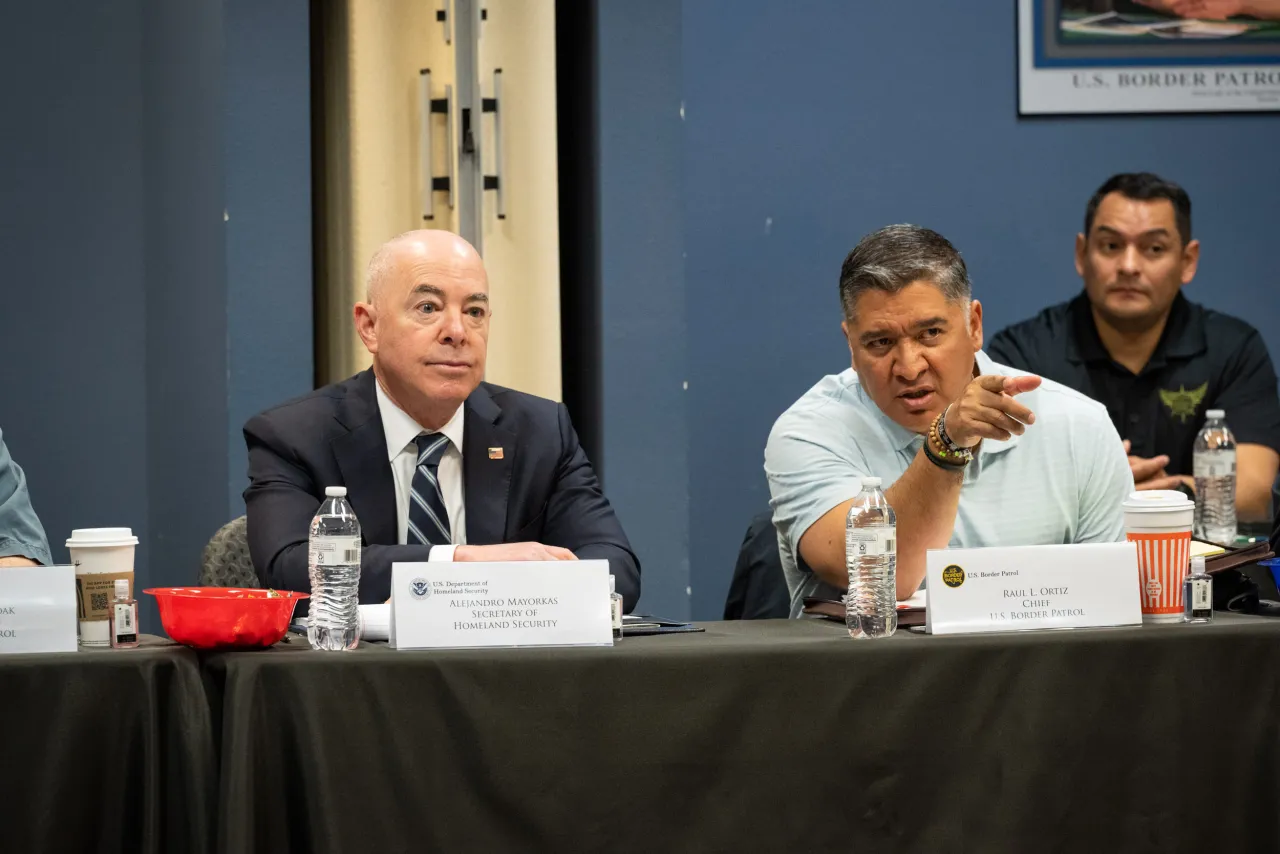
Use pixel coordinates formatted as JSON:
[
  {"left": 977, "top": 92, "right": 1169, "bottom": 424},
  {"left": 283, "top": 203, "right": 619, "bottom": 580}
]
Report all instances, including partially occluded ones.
[
  {"left": 389, "top": 560, "right": 613, "bottom": 650},
  {"left": 358, "top": 604, "right": 390, "bottom": 642},
  {"left": 898, "top": 589, "right": 927, "bottom": 610},
  {"left": 0, "top": 566, "right": 79, "bottom": 654},
  {"left": 1190, "top": 540, "right": 1226, "bottom": 558},
  {"left": 925, "top": 543, "right": 1141, "bottom": 635}
]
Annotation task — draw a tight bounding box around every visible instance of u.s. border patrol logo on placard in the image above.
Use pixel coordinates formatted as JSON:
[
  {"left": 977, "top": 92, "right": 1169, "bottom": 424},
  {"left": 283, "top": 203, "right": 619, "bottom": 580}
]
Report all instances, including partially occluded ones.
[
  {"left": 1159, "top": 382, "right": 1207, "bottom": 424},
  {"left": 410, "top": 577, "right": 431, "bottom": 600},
  {"left": 942, "top": 565, "right": 965, "bottom": 588}
]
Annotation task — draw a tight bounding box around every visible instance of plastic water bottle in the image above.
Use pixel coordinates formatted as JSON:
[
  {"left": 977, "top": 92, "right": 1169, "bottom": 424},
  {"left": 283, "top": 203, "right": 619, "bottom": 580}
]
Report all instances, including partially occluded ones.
[
  {"left": 308, "top": 486, "right": 362, "bottom": 650},
  {"left": 1193, "top": 409, "right": 1236, "bottom": 545},
  {"left": 845, "top": 476, "right": 897, "bottom": 639}
]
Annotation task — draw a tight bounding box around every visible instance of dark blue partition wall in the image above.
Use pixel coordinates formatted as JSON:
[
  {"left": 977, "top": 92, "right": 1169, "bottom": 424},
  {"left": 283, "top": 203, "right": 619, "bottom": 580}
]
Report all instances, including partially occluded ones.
[
  {"left": 0, "top": 0, "right": 312, "bottom": 631},
  {"left": 591, "top": 0, "right": 1280, "bottom": 618}
]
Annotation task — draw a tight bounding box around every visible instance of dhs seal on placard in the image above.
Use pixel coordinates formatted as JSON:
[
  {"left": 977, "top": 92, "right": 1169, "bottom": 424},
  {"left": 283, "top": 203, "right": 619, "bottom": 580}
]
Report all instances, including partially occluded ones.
[
  {"left": 941, "top": 565, "right": 965, "bottom": 588},
  {"left": 410, "top": 577, "right": 432, "bottom": 600}
]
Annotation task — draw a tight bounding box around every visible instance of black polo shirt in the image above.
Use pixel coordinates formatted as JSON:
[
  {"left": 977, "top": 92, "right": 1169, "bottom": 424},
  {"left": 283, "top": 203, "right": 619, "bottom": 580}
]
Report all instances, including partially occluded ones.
[{"left": 988, "top": 292, "right": 1280, "bottom": 478}]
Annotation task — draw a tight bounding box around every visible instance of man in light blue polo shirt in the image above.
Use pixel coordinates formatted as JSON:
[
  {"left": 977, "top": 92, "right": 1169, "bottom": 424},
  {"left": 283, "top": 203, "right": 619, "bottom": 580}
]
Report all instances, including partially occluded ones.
[
  {"left": 765, "top": 224, "right": 1133, "bottom": 617},
  {"left": 0, "top": 427, "right": 51, "bottom": 567}
]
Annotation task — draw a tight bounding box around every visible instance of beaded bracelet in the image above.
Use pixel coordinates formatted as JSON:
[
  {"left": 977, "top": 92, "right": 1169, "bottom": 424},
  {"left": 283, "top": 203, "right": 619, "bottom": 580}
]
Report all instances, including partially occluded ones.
[
  {"left": 922, "top": 436, "right": 967, "bottom": 471},
  {"left": 927, "top": 411, "right": 972, "bottom": 467},
  {"left": 938, "top": 405, "right": 966, "bottom": 455}
]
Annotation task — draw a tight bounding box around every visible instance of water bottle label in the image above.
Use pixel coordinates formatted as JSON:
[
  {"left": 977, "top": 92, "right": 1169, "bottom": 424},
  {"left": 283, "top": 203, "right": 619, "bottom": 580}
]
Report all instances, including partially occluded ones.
[
  {"left": 1194, "top": 451, "right": 1236, "bottom": 478},
  {"left": 848, "top": 529, "right": 895, "bottom": 557},
  {"left": 1191, "top": 579, "right": 1211, "bottom": 610},
  {"left": 311, "top": 536, "right": 361, "bottom": 566}
]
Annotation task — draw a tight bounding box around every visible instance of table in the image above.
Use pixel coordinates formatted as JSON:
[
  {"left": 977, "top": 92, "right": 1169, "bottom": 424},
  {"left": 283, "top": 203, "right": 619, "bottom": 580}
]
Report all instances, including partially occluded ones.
[
  {"left": 0, "top": 636, "right": 216, "bottom": 854},
  {"left": 203, "top": 616, "right": 1280, "bottom": 854}
]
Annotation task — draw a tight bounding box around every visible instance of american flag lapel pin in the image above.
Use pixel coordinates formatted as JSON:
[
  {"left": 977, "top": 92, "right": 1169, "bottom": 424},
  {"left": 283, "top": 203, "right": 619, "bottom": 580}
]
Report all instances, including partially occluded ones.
[{"left": 488, "top": 447, "right": 504, "bottom": 460}]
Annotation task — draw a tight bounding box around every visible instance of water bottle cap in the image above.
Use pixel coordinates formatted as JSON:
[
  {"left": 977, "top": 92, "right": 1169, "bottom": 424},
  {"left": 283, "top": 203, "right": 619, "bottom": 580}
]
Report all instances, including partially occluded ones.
[
  {"left": 114, "top": 578, "right": 130, "bottom": 599},
  {"left": 609, "top": 575, "right": 616, "bottom": 593},
  {"left": 860, "top": 476, "right": 881, "bottom": 489},
  {"left": 1190, "top": 555, "right": 1206, "bottom": 574},
  {"left": 325, "top": 486, "right": 348, "bottom": 497},
  {"left": 1206, "top": 409, "right": 1225, "bottom": 420}
]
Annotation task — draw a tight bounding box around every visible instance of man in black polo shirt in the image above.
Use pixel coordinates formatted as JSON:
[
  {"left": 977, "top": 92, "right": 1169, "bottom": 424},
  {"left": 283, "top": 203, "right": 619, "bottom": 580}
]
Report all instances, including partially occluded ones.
[{"left": 989, "top": 172, "right": 1280, "bottom": 525}]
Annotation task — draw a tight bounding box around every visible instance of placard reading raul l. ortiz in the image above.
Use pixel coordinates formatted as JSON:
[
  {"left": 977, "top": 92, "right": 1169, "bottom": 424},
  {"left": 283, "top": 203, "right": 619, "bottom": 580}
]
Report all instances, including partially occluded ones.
[{"left": 926, "top": 543, "right": 1142, "bottom": 635}]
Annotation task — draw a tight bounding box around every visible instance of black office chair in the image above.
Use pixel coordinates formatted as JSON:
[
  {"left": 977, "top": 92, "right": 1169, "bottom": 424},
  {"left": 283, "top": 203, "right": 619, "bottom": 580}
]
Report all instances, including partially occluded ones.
[
  {"left": 1270, "top": 482, "right": 1280, "bottom": 558},
  {"left": 199, "top": 516, "right": 260, "bottom": 588},
  {"left": 723, "top": 511, "right": 792, "bottom": 620}
]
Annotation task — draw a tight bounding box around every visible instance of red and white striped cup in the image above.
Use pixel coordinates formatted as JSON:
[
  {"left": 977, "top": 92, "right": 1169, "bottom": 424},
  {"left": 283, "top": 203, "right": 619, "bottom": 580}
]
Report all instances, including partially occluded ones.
[{"left": 1122, "top": 490, "right": 1194, "bottom": 624}]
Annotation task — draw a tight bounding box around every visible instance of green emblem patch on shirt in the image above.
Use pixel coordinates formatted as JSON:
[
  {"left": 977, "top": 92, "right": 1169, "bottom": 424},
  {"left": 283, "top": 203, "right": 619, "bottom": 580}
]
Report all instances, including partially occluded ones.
[{"left": 1159, "top": 382, "right": 1207, "bottom": 424}]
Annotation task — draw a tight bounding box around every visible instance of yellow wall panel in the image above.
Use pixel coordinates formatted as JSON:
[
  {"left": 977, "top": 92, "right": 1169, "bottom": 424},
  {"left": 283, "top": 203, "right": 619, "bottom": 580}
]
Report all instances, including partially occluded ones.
[{"left": 316, "top": 0, "right": 561, "bottom": 403}]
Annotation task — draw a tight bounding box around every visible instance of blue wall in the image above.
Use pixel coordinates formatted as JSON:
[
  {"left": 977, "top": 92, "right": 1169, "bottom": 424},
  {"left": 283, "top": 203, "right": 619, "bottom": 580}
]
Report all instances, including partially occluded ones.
[
  {"left": 142, "top": 0, "right": 233, "bottom": 630},
  {"left": 1, "top": 1, "right": 152, "bottom": 592},
  {"left": 225, "top": 0, "right": 315, "bottom": 515},
  {"left": 0, "top": 0, "right": 312, "bottom": 631},
  {"left": 599, "top": 0, "right": 1280, "bottom": 618},
  {"left": 597, "top": 0, "right": 691, "bottom": 619}
]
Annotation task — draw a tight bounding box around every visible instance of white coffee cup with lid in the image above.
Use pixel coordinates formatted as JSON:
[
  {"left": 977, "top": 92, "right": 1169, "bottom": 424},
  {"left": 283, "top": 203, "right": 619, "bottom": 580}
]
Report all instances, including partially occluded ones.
[
  {"left": 66, "top": 528, "right": 138, "bottom": 646},
  {"left": 1121, "top": 491, "right": 1194, "bottom": 623},
  {"left": 1122, "top": 489, "right": 1194, "bottom": 531}
]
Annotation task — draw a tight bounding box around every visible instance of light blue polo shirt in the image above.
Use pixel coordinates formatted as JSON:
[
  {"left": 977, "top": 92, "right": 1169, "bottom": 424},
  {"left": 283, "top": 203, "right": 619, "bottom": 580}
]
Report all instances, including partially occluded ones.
[{"left": 764, "top": 351, "right": 1133, "bottom": 618}]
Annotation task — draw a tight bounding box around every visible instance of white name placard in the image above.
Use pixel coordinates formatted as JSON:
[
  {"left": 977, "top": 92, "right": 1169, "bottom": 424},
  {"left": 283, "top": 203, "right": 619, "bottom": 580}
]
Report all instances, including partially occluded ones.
[
  {"left": 389, "top": 560, "right": 613, "bottom": 650},
  {"left": 925, "top": 543, "right": 1141, "bottom": 636},
  {"left": 0, "top": 565, "right": 79, "bottom": 654}
]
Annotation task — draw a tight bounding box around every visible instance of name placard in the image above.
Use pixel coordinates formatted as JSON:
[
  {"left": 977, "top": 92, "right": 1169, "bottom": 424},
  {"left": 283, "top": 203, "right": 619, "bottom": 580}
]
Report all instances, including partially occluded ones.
[
  {"left": 389, "top": 560, "right": 613, "bottom": 650},
  {"left": 925, "top": 543, "right": 1141, "bottom": 635},
  {"left": 0, "top": 566, "right": 79, "bottom": 654}
]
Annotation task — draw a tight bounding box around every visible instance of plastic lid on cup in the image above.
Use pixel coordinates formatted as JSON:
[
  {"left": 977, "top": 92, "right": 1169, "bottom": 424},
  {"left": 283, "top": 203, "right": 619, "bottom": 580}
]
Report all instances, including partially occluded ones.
[
  {"left": 325, "top": 486, "right": 348, "bottom": 497},
  {"left": 861, "top": 476, "right": 882, "bottom": 489},
  {"left": 1121, "top": 490, "right": 1192, "bottom": 512},
  {"left": 1206, "top": 409, "right": 1225, "bottom": 419},
  {"left": 65, "top": 527, "right": 139, "bottom": 548}
]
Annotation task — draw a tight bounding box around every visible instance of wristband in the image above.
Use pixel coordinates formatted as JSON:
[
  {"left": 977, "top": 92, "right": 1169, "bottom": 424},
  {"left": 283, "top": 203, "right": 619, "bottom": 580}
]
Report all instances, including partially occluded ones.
[
  {"left": 938, "top": 405, "right": 965, "bottom": 454},
  {"left": 922, "top": 440, "right": 967, "bottom": 471},
  {"left": 922, "top": 430, "right": 969, "bottom": 471},
  {"left": 929, "top": 410, "right": 974, "bottom": 466}
]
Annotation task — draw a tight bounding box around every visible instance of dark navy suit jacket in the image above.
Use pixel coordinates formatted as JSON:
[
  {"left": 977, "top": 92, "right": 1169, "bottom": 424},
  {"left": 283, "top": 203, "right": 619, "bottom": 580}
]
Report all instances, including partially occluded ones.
[{"left": 243, "top": 370, "right": 641, "bottom": 609}]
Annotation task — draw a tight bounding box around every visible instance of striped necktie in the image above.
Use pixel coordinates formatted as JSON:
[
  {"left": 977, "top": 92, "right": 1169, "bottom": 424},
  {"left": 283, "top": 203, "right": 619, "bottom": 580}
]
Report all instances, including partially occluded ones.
[{"left": 407, "top": 433, "right": 452, "bottom": 547}]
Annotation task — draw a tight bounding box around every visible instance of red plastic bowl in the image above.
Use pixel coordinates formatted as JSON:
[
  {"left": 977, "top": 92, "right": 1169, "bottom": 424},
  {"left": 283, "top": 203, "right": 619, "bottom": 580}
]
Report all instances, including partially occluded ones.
[{"left": 144, "top": 587, "right": 309, "bottom": 650}]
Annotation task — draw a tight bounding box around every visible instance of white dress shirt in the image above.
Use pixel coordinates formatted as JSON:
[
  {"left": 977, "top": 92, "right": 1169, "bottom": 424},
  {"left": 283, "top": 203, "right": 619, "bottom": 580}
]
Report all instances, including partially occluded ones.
[{"left": 375, "top": 380, "right": 466, "bottom": 561}]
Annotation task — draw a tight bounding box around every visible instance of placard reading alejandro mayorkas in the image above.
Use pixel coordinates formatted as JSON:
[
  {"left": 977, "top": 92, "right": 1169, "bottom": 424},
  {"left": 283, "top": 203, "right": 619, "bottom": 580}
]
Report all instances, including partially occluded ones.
[{"left": 389, "top": 561, "right": 613, "bottom": 649}]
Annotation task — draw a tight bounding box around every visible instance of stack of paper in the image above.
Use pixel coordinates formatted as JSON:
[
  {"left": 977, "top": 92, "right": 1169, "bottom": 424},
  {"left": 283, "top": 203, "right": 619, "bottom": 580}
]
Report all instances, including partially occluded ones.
[{"left": 1191, "top": 540, "right": 1228, "bottom": 559}]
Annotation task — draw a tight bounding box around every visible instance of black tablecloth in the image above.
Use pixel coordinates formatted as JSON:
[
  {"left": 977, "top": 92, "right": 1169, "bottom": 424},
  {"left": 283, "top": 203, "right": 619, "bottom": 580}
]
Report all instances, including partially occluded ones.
[
  {"left": 204, "top": 617, "right": 1280, "bottom": 854},
  {"left": 0, "top": 636, "right": 216, "bottom": 854}
]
